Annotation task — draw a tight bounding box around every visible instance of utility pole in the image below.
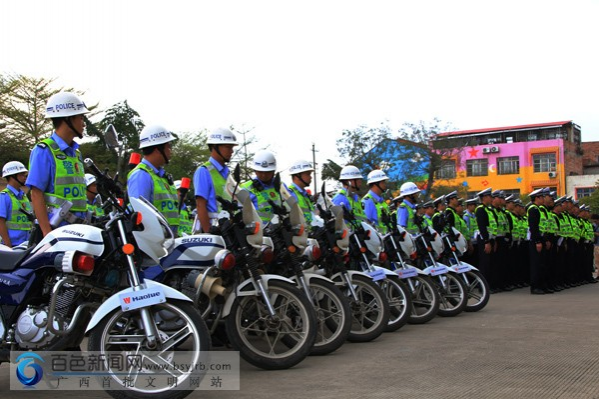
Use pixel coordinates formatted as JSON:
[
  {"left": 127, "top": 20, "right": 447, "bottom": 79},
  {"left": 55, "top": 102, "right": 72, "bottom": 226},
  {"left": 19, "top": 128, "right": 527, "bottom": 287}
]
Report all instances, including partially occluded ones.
[{"left": 312, "top": 143, "right": 318, "bottom": 195}]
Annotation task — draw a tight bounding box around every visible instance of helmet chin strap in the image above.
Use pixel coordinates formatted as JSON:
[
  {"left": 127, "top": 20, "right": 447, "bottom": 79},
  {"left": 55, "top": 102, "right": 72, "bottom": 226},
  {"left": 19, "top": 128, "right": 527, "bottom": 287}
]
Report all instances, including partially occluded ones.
[
  {"left": 158, "top": 146, "right": 170, "bottom": 165},
  {"left": 295, "top": 174, "right": 310, "bottom": 188},
  {"left": 214, "top": 145, "right": 230, "bottom": 163},
  {"left": 65, "top": 117, "right": 83, "bottom": 139}
]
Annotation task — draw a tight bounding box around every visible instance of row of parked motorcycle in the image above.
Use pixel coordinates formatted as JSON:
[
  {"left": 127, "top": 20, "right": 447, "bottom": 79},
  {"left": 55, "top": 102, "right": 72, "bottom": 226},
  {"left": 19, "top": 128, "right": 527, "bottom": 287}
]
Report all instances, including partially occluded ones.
[{"left": 0, "top": 131, "right": 489, "bottom": 399}]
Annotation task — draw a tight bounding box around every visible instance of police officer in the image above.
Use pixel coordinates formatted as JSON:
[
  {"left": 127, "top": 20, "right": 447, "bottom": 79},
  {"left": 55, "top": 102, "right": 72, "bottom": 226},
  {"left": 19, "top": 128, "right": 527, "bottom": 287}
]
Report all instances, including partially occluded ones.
[
  {"left": 443, "top": 191, "right": 460, "bottom": 233},
  {"left": 25, "top": 92, "right": 89, "bottom": 236},
  {"left": 193, "top": 128, "right": 238, "bottom": 233},
  {"left": 463, "top": 198, "right": 479, "bottom": 267},
  {"left": 396, "top": 181, "right": 422, "bottom": 236},
  {"left": 84, "top": 173, "right": 104, "bottom": 224},
  {"left": 241, "top": 150, "right": 280, "bottom": 224},
  {"left": 551, "top": 196, "right": 570, "bottom": 289},
  {"left": 421, "top": 201, "right": 434, "bottom": 230},
  {"left": 515, "top": 199, "right": 530, "bottom": 287},
  {"left": 0, "top": 161, "right": 32, "bottom": 247},
  {"left": 287, "top": 160, "right": 315, "bottom": 226},
  {"left": 174, "top": 179, "right": 193, "bottom": 236},
  {"left": 528, "top": 188, "right": 551, "bottom": 294},
  {"left": 332, "top": 165, "right": 365, "bottom": 223},
  {"left": 127, "top": 125, "right": 179, "bottom": 235},
  {"left": 362, "top": 170, "right": 390, "bottom": 233},
  {"left": 475, "top": 188, "right": 497, "bottom": 291},
  {"left": 431, "top": 195, "right": 447, "bottom": 234}
]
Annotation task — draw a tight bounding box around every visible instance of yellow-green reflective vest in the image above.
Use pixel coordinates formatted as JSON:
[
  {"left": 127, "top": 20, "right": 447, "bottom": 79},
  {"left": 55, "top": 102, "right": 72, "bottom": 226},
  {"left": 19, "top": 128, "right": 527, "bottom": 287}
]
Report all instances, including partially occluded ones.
[
  {"left": 362, "top": 192, "right": 390, "bottom": 234},
  {"left": 476, "top": 205, "right": 498, "bottom": 238},
  {"left": 1, "top": 188, "right": 32, "bottom": 231},
  {"left": 179, "top": 207, "right": 193, "bottom": 236},
  {"left": 203, "top": 161, "right": 231, "bottom": 213},
  {"left": 527, "top": 204, "right": 548, "bottom": 235},
  {"left": 86, "top": 201, "right": 105, "bottom": 221},
  {"left": 240, "top": 180, "right": 280, "bottom": 223},
  {"left": 463, "top": 211, "right": 478, "bottom": 241},
  {"left": 399, "top": 202, "right": 419, "bottom": 235},
  {"left": 288, "top": 184, "right": 314, "bottom": 226},
  {"left": 337, "top": 188, "right": 366, "bottom": 222},
  {"left": 127, "top": 163, "right": 179, "bottom": 228},
  {"left": 41, "top": 138, "right": 87, "bottom": 212}
]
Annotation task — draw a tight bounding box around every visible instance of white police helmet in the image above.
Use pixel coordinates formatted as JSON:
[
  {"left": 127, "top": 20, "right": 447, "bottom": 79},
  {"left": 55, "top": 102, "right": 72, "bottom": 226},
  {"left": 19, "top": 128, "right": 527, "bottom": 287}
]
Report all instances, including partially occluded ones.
[
  {"left": 139, "top": 125, "right": 177, "bottom": 149},
  {"left": 84, "top": 173, "right": 97, "bottom": 187},
  {"left": 252, "top": 150, "right": 277, "bottom": 172},
  {"left": 367, "top": 170, "right": 389, "bottom": 184},
  {"left": 399, "top": 181, "right": 421, "bottom": 197},
  {"left": 2, "top": 161, "right": 27, "bottom": 178},
  {"left": 207, "top": 128, "right": 238, "bottom": 145},
  {"left": 339, "top": 165, "right": 363, "bottom": 180},
  {"left": 289, "top": 160, "right": 314, "bottom": 175},
  {"left": 45, "top": 92, "right": 89, "bottom": 118}
]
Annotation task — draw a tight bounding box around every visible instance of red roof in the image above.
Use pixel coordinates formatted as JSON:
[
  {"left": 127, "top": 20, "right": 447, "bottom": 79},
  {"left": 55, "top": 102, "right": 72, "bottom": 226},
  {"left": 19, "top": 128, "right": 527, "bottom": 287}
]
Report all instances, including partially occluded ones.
[{"left": 436, "top": 120, "right": 572, "bottom": 138}]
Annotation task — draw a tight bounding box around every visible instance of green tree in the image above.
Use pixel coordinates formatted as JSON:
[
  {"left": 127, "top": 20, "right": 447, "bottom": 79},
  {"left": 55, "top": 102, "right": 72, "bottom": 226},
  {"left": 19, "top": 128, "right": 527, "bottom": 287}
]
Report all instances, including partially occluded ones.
[
  {"left": 0, "top": 74, "right": 94, "bottom": 146},
  {"left": 579, "top": 182, "right": 599, "bottom": 214},
  {"left": 336, "top": 121, "right": 394, "bottom": 171},
  {"left": 397, "top": 118, "right": 458, "bottom": 199},
  {"left": 166, "top": 130, "right": 210, "bottom": 181}
]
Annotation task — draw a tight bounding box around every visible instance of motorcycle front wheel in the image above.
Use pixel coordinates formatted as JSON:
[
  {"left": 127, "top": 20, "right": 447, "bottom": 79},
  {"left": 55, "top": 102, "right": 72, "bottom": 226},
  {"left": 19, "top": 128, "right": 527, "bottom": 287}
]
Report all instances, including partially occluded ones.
[
  {"left": 308, "top": 279, "right": 352, "bottom": 356},
  {"left": 343, "top": 274, "right": 390, "bottom": 342},
  {"left": 435, "top": 272, "right": 467, "bottom": 317},
  {"left": 462, "top": 270, "right": 490, "bottom": 312},
  {"left": 381, "top": 276, "right": 412, "bottom": 332},
  {"left": 225, "top": 279, "right": 317, "bottom": 370},
  {"left": 407, "top": 275, "right": 440, "bottom": 324},
  {"left": 88, "top": 300, "right": 211, "bottom": 399}
]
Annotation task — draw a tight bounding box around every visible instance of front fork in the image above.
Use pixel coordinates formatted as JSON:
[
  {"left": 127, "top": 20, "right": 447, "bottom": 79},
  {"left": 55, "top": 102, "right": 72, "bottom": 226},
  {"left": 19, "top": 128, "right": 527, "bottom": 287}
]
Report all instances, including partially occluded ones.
[{"left": 117, "top": 219, "right": 159, "bottom": 348}]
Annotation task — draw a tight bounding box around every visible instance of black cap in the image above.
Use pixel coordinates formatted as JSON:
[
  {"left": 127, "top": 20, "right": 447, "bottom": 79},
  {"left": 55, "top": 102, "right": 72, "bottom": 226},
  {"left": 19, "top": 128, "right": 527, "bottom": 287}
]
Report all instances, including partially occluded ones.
[
  {"left": 422, "top": 201, "right": 434, "bottom": 208},
  {"left": 465, "top": 198, "right": 479, "bottom": 206},
  {"left": 492, "top": 190, "right": 505, "bottom": 198}
]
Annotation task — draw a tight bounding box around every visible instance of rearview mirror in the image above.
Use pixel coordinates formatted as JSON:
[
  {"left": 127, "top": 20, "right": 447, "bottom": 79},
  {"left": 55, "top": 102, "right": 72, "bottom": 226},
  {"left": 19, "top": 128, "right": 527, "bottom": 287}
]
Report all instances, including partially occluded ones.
[
  {"left": 233, "top": 164, "right": 241, "bottom": 184},
  {"left": 104, "top": 124, "right": 120, "bottom": 150}
]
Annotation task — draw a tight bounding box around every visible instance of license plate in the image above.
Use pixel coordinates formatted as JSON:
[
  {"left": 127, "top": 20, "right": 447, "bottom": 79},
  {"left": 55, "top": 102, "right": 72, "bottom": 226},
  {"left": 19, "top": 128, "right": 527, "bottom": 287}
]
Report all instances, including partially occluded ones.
[
  {"left": 430, "top": 267, "right": 448, "bottom": 276},
  {"left": 119, "top": 286, "right": 166, "bottom": 311},
  {"left": 368, "top": 269, "right": 387, "bottom": 282},
  {"left": 452, "top": 264, "right": 470, "bottom": 273},
  {"left": 396, "top": 268, "right": 418, "bottom": 279}
]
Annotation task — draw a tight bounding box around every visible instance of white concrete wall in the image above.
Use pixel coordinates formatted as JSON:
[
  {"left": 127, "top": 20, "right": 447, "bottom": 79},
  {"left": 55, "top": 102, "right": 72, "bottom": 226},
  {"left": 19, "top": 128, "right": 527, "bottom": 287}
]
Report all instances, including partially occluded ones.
[{"left": 566, "top": 174, "right": 599, "bottom": 198}]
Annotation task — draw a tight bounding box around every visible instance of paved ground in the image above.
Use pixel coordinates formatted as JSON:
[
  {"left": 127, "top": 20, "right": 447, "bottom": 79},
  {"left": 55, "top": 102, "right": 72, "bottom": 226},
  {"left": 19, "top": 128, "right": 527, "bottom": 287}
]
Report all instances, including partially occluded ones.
[{"left": 2, "top": 283, "right": 599, "bottom": 399}]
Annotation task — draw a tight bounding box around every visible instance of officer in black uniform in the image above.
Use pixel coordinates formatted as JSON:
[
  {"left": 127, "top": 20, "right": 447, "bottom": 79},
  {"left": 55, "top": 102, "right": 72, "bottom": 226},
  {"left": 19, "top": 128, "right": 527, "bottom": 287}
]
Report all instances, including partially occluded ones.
[
  {"left": 528, "top": 188, "right": 551, "bottom": 295},
  {"left": 475, "top": 188, "right": 497, "bottom": 291}
]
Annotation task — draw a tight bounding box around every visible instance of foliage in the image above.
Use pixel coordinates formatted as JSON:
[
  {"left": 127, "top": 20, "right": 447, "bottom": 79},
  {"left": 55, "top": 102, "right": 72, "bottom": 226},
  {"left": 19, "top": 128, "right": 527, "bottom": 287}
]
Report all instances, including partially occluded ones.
[
  {"left": 336, "top": 121, "right": 393, "bottom": 170},
  {"left": 0, "top": 74, "right": 95, "bottom": 146},
  {"left": 578, "top": 182, "right": 599, "bottom": 214},
  {"left": 95, "top": 100, "right": 145, "bottom": 151},
  {"left": 165, "top": 130, "right": 210, "bottom": 181},
  {"left": 397, "top": 118, "right": 457, "bottom": 199}
]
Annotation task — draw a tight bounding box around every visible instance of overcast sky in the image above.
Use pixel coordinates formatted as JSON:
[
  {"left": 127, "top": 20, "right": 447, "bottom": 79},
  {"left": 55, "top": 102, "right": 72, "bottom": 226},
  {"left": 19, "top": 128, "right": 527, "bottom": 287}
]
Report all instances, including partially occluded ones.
[{"left": 2, "top": 0, "right": 598, "bottom": 179}]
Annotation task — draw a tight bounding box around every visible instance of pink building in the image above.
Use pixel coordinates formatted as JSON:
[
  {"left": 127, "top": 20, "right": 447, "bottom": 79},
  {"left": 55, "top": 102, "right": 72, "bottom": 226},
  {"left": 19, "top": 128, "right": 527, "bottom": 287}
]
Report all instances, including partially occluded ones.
[{"left": 433, "top": 121, "right": 583, "bottom": 197}]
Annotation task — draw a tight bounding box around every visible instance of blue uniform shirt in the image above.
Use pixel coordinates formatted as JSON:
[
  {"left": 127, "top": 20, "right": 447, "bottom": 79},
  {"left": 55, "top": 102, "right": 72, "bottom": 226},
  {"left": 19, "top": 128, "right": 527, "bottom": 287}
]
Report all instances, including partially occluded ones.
[
  {"left": 25, "top": 132, "right": 87, "bottom": 221},
  {"left": 363, "top": 190, "right": 382, "bottom": 225},
  {"left": 193, "top": 157, "right": 229, "bottom": 213},
  {"left": 397, "top": 199, "right": 416, "bottom": 229},
  {"left": 0, "top": 185, "right": 29, "bottom": 246},
  {"left": 332, "top": 191, "right": 352, "bottom": 212}
]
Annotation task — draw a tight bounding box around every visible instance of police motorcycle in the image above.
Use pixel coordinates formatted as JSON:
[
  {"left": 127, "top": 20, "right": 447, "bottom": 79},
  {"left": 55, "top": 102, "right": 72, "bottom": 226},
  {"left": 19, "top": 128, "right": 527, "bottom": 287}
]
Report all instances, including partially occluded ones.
[
  {"left": 306, "top": 186, "right": 389, "bottom": 342},
  {"left": 439, "top": 227, "right": 490, "bottom": 312},
  {"left": 343, "top": 208, "right": 412, "bottom": 333},
  {"left": 412, "top": 220, "right": 468, "bottom": 317},
  {"left": 380, "top": 215, "right": 440, "bottom": 325},
  {"left": 149, "top": 165, "right": 317, "bottom": 370},
  {"left": 260, "top": 176, "right": 351, "bottom": 356},
  {"left": 0, "top": 159, "right": 211, "bottom": 399}
]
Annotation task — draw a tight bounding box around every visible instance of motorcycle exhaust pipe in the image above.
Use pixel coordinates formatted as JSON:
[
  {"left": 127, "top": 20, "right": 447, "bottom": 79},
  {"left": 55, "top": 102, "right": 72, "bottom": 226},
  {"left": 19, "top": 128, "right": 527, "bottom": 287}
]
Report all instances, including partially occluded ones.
[{"left": 189, "top": 272, "right": 227, "bottom": 299}]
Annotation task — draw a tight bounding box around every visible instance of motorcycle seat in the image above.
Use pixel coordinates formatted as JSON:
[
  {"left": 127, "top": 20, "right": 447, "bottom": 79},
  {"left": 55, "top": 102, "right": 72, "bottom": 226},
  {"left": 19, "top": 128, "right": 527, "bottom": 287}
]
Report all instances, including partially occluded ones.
[{"left": 0, "top": 248, "right": 32, "bottom": 271}]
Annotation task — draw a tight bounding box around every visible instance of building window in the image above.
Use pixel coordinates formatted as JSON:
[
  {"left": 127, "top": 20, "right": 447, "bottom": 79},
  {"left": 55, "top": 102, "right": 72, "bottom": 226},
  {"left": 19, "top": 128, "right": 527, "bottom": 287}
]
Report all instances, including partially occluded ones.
[
  {"left": 436, "top": 160, "right": 456, "bottom": 179},
  {"left": 532, "top": 153, "right": 556, "bottom": 173},
  {"left": 466, "top": 159, "right": 488, "bottom": 176},
  {"left": 503, "top": 189, "right": 521, "bottom": 198},
  {"left": 497, "top": 156, "right": 520, "bottom": 175},
  {"left": 576, "top": 187, "right": 596, "bottom": 199}
]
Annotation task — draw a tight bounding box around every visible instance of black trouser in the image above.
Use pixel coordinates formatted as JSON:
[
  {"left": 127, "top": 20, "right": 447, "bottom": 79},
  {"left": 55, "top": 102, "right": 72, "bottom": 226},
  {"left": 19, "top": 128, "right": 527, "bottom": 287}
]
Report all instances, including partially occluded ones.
[
  {"left": 566, "top": 239, "right": 579, "bottom": 284},
  {"left": 518, "top": 241, "right": 530, "bottom": 285},
  {"left": 546, "top": 238, "right": 558, "bottom": 288},
  {"left": 493, "top": 237, "right": 508, "bottom": 290},
  {"left": 555, "top": 239, "right": 568, "bottom": 286},
  {"left": 478, "top": 241, "right": 493, "bottom": 287},
  {"left": 529, "top": 241, "right": 547, "bottom": 290}
]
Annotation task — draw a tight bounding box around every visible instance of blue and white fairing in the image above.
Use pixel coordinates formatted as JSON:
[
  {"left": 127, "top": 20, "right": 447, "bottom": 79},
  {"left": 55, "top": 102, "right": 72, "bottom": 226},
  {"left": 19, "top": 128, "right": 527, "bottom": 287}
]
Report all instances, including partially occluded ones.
[
  {"left": 159, "top": 234, "right": 227, "bottom": 269},
  {"left": 0, "top": 224, "right": 104, "bottom": 305}
]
